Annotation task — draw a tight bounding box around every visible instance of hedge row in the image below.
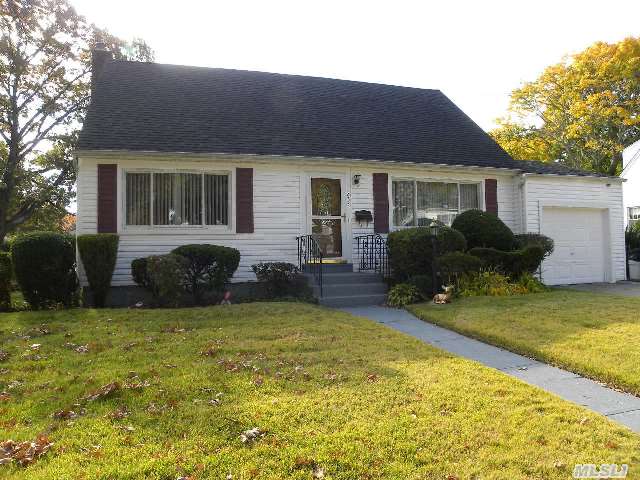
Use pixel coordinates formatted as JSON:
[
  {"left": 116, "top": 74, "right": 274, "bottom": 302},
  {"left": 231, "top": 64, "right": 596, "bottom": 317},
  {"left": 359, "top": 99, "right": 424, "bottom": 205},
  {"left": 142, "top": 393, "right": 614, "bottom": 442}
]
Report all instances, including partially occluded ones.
[
  {"left": 132, "top": 244, "right": 241, "bottom": 306},
  {"left": 386, "top": 209, "right": 552, "bottom": 291},
  {"left": 11, "top": 232, "right": 78, "bottom": 309}
]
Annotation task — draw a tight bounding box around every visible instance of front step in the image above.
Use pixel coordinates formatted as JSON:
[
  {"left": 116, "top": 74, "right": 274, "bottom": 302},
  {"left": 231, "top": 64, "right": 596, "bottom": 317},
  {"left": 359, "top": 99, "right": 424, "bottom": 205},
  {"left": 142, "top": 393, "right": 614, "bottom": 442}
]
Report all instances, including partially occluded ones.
[
  {"left": 303, "top": 263, "right": 354, "bottom": 273},
  {"left": 302, "top": 263, "right": 388, "bottom": 307},
  {"left": 313, "top": 282, "right": 387, "bottom": 297},
  {"left": 319, "top": 294, "right": 387, "bottom": 308}
]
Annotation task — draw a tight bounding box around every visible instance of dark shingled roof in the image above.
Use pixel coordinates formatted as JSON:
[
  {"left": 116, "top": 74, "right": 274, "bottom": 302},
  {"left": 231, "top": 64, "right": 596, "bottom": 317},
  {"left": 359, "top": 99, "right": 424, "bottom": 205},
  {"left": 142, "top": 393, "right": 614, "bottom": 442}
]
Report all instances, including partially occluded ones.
[
  {"left": 77, "top": 61, "right": 609, "bottom": 178},
  {"left": 78, "top": 62, "right": 524, "bottom": 169},
  {"left": 518, "top": 160, "right": 613, "bottom": 178}
]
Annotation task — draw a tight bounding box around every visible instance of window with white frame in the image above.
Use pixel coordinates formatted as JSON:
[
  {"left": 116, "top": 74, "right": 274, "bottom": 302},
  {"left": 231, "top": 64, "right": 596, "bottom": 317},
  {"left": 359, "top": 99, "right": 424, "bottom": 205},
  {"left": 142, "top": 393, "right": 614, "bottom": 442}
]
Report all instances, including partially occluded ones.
[
  {"left": 125, "top": 171, "right": 230, "bottom": 227},
  {"left": 392, "top": 179, "right": 480, "bottom": 227},
  {"left": 629, "top": 207, "right": 640, "bottom": 226}
]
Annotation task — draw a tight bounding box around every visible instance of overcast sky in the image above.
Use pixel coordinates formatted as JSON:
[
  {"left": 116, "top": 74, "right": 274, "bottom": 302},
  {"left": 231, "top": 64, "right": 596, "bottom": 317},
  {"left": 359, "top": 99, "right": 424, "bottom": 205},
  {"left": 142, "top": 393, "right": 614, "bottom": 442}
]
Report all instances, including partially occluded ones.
[{"left": 71, "top": 0, "right": 639, "bottom": 131}]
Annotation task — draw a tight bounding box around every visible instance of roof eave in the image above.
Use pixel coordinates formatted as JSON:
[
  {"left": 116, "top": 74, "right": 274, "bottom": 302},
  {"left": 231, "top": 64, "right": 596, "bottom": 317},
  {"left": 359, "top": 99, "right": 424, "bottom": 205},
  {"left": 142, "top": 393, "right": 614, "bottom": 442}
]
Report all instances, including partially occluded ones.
[{"left": 73, "top": 148, "right": 524, "bottom": 175}]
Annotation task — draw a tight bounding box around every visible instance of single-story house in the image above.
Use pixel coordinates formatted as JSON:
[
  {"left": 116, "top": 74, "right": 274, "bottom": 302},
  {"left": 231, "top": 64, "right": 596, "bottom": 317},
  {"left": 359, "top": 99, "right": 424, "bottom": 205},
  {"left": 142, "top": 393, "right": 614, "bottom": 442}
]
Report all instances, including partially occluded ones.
[
  {"left": 75, "top": 46, "right": 626, "bottom": 305},
  {"left": 622, "top": 139, "right": 640, "bottom": 228}
]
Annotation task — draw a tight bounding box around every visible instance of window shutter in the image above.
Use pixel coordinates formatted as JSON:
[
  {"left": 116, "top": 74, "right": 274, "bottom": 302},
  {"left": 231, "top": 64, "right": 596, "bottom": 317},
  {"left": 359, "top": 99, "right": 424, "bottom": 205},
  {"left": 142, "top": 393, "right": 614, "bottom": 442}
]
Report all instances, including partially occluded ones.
[
  {"left": 372, "top": 173, "right": 389, "bottom": 233},
  {"left": 97, "top": 164, "right": 118, "bottom": 233},
  {"left": 484, "top": 178, "right": 498, "bottom": 215},
  {"left": 236, "top": 168, "right": 254, "bottom": 233}
]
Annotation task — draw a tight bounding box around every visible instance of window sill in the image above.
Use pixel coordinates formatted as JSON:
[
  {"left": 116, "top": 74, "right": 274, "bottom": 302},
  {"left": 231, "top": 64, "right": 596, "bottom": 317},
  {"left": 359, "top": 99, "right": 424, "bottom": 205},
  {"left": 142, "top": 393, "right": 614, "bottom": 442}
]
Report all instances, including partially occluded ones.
[{"left": 121, "top": 226, "right": 236, "bottom": 235}]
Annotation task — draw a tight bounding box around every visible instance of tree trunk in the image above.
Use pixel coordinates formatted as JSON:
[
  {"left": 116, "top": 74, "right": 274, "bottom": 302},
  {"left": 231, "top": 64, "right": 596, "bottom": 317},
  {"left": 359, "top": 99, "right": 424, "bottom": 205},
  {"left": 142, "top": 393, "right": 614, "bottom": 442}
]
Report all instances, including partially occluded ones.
[{"left": 609, "top": 151, "right": 623, "bottom": 176}]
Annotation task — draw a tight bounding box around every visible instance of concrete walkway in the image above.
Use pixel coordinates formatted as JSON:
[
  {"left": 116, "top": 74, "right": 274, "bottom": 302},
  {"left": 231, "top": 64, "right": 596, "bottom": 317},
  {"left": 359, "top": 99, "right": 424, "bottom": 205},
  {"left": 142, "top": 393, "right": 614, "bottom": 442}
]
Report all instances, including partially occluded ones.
[
  {"left": 341, "top": 305, "right": 640, "bottom": 432},
  {"left": 563, "top": 281, "right": 640, "bottom": 297}
]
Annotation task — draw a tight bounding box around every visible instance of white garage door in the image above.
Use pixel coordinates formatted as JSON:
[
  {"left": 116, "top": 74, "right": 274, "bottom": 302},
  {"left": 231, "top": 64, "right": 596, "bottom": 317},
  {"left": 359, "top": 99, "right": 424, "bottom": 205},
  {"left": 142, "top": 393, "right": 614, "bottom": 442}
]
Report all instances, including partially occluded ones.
[{"left": 541, "top": 207, "right": 608, "bottom": 285}]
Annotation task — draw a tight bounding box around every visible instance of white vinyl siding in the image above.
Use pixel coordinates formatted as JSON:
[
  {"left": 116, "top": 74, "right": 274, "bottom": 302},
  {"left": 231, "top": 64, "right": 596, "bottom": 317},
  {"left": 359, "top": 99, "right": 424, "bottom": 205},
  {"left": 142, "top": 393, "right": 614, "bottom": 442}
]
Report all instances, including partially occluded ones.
[
  {"left": 77, "top": 157, "right": 304, "bottom": 285},
  {"left": 75, "top": 155, "right": 553, "bottom": 285}
]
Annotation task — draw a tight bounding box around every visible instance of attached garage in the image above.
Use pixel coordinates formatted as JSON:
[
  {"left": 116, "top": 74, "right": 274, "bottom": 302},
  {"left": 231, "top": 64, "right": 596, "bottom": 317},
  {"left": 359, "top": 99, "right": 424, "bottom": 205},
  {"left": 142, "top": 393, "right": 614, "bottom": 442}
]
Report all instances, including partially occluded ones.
[
  {"left": 540, "top": 207, "right": 608, "bottom": 285},
  {"left": 522, "top": 173, "right": 625, "bottom": 286}
]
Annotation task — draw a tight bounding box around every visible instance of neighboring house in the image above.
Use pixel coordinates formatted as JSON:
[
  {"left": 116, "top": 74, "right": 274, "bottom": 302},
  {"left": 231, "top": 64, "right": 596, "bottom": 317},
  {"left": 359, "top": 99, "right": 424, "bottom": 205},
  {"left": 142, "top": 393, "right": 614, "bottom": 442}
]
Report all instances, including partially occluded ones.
[
  {"left": 622, "top": 139, "right": 640, "bottom": 228},
  {"left": 75, "top": 46, "right": 626, "bottom": 305}
]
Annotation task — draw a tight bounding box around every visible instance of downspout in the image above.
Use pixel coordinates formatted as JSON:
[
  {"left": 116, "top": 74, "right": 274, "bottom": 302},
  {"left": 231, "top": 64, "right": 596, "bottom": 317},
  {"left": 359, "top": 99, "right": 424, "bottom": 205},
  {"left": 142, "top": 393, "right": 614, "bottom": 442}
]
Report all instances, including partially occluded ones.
[{"left": 519, "top": 174, "right": 528, "bottom": 235}]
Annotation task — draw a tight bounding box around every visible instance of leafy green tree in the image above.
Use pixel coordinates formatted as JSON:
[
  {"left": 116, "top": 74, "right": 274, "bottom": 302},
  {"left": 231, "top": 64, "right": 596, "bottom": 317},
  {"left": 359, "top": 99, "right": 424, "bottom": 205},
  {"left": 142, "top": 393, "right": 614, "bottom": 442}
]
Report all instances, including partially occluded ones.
[
  {"left": 0, "top": 0, "right": 153, "bottom": 242},
  {"left": 491, "top": 37, "right": 640, "bottom": 175}
]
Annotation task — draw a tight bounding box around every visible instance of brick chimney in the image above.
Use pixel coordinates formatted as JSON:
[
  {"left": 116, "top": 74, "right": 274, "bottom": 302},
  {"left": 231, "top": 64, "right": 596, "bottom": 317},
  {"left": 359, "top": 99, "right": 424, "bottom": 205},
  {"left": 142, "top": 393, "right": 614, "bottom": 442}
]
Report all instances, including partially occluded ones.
[{"left": 91, "top": 42, "right": 112, "bottom": 97}]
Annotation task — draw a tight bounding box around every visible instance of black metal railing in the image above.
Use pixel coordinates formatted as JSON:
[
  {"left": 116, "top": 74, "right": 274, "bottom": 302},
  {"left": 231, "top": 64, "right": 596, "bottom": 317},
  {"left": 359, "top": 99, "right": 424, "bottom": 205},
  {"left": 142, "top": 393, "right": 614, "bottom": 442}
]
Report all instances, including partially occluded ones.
[
  {"left": 355, "top": 234, "right": 389, "bottom": 279},
  {"left": 296, "top": 234, "right": 323, "bottom": 297}
]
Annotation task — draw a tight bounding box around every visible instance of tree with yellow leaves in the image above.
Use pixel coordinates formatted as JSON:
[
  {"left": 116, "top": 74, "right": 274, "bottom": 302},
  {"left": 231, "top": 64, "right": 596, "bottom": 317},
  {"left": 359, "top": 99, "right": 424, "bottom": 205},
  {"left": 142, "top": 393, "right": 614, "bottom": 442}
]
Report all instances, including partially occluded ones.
[{"left": 490, "top": 37, "right": 640, "bottom": 175}]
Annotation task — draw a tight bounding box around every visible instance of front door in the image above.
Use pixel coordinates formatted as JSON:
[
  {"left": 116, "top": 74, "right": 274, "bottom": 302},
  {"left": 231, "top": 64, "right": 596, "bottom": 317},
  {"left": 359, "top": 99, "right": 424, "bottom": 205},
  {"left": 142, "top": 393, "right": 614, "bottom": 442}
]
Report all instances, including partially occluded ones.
[{"left": 310, "top": 176, "right": 345, "bottom": 258}]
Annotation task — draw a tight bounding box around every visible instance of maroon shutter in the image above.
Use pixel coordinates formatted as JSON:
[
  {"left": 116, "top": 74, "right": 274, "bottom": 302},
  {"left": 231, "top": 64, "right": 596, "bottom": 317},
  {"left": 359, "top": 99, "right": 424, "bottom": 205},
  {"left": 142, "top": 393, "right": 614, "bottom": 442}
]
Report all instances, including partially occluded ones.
[
  {"left": 484, "top": 178, "right": 498, "bottom": 215},
  {"left": 97, "top": 164, "right": 118, "bottom": 233},
  {"left": 236, "top": 168, "right": 254, "bottom": 233},
  {"left": 372, "top": 173, "right": 389, "bottom": 233}
]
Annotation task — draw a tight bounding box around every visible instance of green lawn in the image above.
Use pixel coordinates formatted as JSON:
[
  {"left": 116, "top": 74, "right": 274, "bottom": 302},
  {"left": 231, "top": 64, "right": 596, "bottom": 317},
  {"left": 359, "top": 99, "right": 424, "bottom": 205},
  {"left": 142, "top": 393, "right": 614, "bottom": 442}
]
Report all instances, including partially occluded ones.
[
  {"left": 409, "top": 290, "right": 640, "bottom": 397},
  {"left": 1, "top": 303, "right": 638, "bottom": 479}
]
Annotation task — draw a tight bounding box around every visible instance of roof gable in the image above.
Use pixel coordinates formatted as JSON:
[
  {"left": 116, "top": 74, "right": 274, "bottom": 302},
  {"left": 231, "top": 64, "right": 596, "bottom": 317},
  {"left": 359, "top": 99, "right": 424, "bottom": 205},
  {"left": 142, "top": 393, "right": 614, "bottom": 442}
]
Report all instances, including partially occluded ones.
[{"left": 78, "top": 62, "right": 521, "bottom": 170}]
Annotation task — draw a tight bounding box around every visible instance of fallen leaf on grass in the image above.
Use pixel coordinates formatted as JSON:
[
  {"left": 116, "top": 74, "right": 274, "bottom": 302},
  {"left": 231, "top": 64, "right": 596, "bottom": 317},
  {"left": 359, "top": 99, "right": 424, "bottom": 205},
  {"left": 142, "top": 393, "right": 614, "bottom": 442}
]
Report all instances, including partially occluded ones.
[
  {"left": 294, "top": 458, "right": 325, "bottom": 478},
  {"left": 29, "top": 325, "right": 51, "bottom": 336},
  {"left": 124, "top": 379, "right": 151, "bottom": 390},
  {"left": 313, "top": 465, "right": 325, "bottom": 479},
  {"left": 83, "top": 382, "right": 121, "bottom": 401},
  {"left": 0, "top": 392, "right": 10, "bottom": 402},
  {"left": 62, "top": 343, "right": 88, "bottom": 353},
  {"left": 52, "top": 410, "right": 77, "bottom": 420},
  {"left": 107, "top": 406, "right": 129, "bottom": 420},
  {"left": 162, "top": 326, "right": 187, "bottom": 334},
  {"left": 253, "top": 376, "right": 264, "bottom": 387},
  {"left": 366, "top": 373, "right": 379, "bottom": 382},
  {"left": 217, "top": 359, "right": 239, "bottom": 372},
  {"left": 240, "top": 427, "right": 264, "bottom": 444},
  {"left": 0, "top": 435, "right": 53, "bottom": 466}
]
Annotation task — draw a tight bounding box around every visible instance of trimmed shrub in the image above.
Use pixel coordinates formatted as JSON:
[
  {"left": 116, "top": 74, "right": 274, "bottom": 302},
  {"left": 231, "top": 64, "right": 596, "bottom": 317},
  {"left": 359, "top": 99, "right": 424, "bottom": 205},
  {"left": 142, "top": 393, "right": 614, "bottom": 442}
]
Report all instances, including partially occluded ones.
[
  {"left": 147, "top": 254, "right": 188, "bottom": 307},
  {"left": 626, "top": 223, "right": 640, "bottom": 253},
  {"left": 451, "top": 209, "right": 516, "bottom": 251},
  {"left": 11, "top": 232, "right": 78, "bottom": 309},
  {"left": 456, "top": 269, "right": 547, "bottom": 297},
  {"left": 387, "top": 226, "right": 466, "bottom": 281},
  {"left": 251, "top": 262, "right": 299, "bottom": 297},
  {"left": 456, "top": 270, "right": 519, "bottom": 297},
  {"left": 408, "top": 274, "right": 435, "bottom": 298},
  {"left": 516, "top": 272, "right": 549, "bottom": 293},
  {"left": 172, "top": 244, "right": 240, "bottom": 303},
  {"left": 77, "top": 234, "right": 119, "bottom": 307},
  {"left": 387, "top": 283, "right": 422, "bottom": 307},
  {"left": 515, "top": 233, "right": 554, "bottom": 259},
  {"left": 0, "top": 252, "right": 11, "bottom": 311},
  {"left": 437, "top": 252, "right": 482, "bottom": 283},
  {"left": 629, "top": 248, "right": 640, "bottom": 262},
  {"left": 131, "top": 257, "right": 150, "bottom": 289},
  {"left": 469, "top": 245, "right": 545, "bottom": 278}
]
